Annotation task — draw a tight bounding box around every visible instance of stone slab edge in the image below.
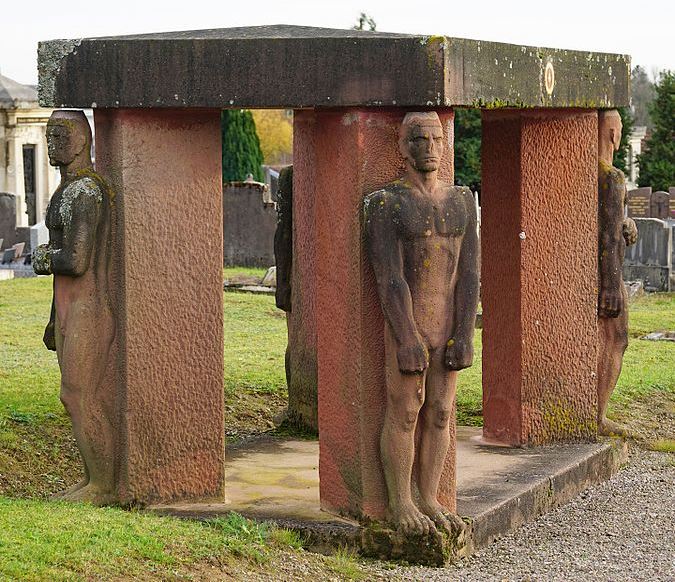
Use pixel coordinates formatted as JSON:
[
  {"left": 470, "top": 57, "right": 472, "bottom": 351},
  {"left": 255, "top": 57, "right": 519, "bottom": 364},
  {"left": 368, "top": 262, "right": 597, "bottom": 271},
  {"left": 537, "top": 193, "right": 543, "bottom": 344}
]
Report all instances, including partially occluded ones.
[
  {"left": 149, "top": 439, "right": 628, "bottom": 565},
  {"left": 37, "top": 28, "right": 629, "bottom": 109},
  {"left": 466, "top": 438, "right": 629, "bottom": 552}
]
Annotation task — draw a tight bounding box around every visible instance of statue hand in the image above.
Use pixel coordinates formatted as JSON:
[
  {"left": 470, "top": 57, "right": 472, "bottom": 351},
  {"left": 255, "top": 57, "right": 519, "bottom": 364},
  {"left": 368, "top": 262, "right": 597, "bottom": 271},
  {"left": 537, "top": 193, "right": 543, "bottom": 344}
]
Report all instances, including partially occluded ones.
[
  {"left": 43, "top": 320, "right": 56, "bottom": 351},
  {"left": 622, "top": 218, "right": 638, "bottom": 246},
  {"left": 32, "top": 244, "right": 52, "bottom": 275},
  {"left": 598, "top": 288, "right": 624, "bottom": 318},
  {"left": 397, "top": 337, "right": 429, "bottom": 373},
  {"left": 445, "top": 337, "right": 473, "bottom": 370}
]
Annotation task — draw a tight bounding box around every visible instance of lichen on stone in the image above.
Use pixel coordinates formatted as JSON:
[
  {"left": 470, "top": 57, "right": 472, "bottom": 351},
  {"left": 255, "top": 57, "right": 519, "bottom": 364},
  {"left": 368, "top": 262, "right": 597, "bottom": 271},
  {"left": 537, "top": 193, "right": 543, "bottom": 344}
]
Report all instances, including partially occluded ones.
[{"left": 37, "top": 39, "right": 83, "bottom": 106}]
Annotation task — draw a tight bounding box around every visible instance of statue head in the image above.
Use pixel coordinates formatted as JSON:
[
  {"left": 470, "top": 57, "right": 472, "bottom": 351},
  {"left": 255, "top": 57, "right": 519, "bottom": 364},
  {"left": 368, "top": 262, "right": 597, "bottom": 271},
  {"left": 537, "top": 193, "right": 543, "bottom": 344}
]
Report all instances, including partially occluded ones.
[
  {"left": 598, "top": 109, "right": 622, "bottom": 154},
  {"left": 399, "top": 112, "right": 444, "bottom": 173},
  {"left": 46, "top": 110, "right": 92, "bottom": 168}
]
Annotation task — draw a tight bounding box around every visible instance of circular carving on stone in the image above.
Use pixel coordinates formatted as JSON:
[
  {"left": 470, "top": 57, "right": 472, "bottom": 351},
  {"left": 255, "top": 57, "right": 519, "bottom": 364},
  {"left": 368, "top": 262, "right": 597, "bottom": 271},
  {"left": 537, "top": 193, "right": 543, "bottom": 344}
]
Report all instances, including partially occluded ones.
[{"left": 544, "top": 61, "right": 555, "bottom": 96}]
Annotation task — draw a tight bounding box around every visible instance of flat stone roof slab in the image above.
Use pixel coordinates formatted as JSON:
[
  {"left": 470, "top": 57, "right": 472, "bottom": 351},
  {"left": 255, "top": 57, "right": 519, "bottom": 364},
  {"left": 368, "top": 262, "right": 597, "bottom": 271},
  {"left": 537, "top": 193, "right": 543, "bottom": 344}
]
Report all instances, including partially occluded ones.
[{"left": 38, "top": 25, "right": 629, "bottom": 109}]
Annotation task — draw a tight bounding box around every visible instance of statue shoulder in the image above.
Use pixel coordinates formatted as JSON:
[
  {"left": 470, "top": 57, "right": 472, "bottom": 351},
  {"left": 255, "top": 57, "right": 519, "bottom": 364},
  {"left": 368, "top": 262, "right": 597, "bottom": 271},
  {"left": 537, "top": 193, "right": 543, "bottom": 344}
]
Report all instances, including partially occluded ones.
[
  {"left": 363, "top": 184, "right": 404, "bottom": 215},
  {"left": 599, "top": 162, "right": 626, "bottom": 189}
]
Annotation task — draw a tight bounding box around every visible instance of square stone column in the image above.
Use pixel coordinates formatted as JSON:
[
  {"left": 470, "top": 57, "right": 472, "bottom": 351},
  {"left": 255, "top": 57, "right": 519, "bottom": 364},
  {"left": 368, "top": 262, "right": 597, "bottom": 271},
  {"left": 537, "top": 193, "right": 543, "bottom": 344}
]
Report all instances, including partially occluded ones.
[
  {"left": 94, "top": 109, "right": 225, "bottom": 504},
  {"left": 294, "top": 108, "right": 457, "bottom": 520},
  {"left": 481, "top": 109, "right": 598, "bottom": 446}
]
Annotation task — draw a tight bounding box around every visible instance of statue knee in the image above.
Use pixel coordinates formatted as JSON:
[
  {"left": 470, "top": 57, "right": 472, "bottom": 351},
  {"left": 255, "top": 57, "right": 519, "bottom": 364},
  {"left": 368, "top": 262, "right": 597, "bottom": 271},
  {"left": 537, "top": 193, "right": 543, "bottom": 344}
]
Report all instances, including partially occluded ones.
[
  {"left": 387, "top": 394, "right": 422, "bottom": 432},
  {"left": 425, "top": 403, "right": 452, "bottom": 429}
]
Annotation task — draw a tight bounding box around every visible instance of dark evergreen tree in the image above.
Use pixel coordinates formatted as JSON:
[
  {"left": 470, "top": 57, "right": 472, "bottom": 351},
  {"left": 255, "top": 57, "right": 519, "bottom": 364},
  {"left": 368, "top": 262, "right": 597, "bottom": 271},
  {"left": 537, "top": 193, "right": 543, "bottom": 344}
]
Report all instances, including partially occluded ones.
[
  {"left": 637, "top": 70, "right": 674, "bottom": 191},
  {"left": 454, "top": 108, "right": 482, "bottom": 193},
  {"left": 614, "top": 107, "right": 634, "bottom": 175},
  {"left": 221, "top": 110, "right": 264, "bottom": 183}
]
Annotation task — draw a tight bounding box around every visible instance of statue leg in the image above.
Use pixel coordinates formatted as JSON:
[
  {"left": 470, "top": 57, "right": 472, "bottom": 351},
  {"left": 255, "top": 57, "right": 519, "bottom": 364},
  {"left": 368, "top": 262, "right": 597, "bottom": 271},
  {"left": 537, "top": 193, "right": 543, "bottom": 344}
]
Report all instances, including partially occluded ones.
[
  {"left": 381, "top": 325, "right": 435, "bottom": 534},
  {"left": 417, "top": 348, "right": 464, "bottom": 535},
  {"left": 57, "top": 301, "right": 116, "bottom": 504},
  {"left": 52, "top": 313, "right": 89, "bottom": 498},
  {"left": 597, "top": 304, "right": 630, "bottom": 436}
]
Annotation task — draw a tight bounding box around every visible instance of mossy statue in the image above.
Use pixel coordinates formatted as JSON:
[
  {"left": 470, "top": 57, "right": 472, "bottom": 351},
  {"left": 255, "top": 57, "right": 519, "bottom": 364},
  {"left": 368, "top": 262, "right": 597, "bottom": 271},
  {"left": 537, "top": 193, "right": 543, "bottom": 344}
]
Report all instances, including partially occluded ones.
[
  {"left": 597, "top": 109, "right": 638, "bottom": 437},
  {"left": 364, "top": 112, "right": 479, "bottom": 536},
  {"left": 33, "top": 110, "right": 117, "bottom": 504}
]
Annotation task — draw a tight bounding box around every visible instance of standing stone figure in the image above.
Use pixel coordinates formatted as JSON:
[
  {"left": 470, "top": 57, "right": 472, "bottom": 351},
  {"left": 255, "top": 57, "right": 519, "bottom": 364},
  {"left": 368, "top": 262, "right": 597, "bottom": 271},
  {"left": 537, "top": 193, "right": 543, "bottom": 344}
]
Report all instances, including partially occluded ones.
[
  {"left": 597, "top": 110, "right": 638, "bottom": 436},
  {"left": 274, "top": 165, "right": 294, "bottom": 395},
  {"left": 33, "top": 110, "right": 116, "bottom": 504},
  {"left": 364, "top": 112, "right": 479, "bottom": 535}
]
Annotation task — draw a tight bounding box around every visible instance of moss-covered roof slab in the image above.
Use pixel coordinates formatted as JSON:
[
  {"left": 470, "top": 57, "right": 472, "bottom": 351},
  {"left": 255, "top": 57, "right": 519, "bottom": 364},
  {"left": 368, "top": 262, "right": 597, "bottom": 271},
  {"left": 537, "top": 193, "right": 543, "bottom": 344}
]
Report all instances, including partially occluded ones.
[{"left": 38, "top": 25, "right": 630, "bottom": 109}]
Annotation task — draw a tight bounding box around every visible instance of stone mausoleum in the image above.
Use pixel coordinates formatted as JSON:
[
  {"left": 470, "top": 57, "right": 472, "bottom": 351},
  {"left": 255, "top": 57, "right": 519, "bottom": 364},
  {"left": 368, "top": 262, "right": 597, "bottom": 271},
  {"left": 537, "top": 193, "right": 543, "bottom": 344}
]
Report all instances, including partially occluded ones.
[
  {"left": 0, "top": 73, "right": 57, "bottom": 229},
  {"left": 38, "top": 26, "right": 631, "bottom": 563}
]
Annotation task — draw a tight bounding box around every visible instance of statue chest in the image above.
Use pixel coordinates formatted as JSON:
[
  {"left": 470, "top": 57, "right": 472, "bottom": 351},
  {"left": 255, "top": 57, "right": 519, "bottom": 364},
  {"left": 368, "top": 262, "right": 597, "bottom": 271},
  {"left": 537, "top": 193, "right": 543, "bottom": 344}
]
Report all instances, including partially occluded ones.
[{"left": 397, "top": 190, "right": 468, "bottom": 239}]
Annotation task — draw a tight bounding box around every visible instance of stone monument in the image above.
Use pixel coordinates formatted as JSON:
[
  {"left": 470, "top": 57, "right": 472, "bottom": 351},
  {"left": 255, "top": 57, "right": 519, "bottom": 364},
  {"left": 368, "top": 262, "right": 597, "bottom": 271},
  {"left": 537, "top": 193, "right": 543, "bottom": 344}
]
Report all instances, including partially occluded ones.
[
  {"left": 364, "top": 112, "right": 479, "bottom": 535},
  {"left": 597, "top": 109, "right": 637, "bottom": 436},
  {"left": 32, "top": 110, "right": 116, "bottom": 504}
]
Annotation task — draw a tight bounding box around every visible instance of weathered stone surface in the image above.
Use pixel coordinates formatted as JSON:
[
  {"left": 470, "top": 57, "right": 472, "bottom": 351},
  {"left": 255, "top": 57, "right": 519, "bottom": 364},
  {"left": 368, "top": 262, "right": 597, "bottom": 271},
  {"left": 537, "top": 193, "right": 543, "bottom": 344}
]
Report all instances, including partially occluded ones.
[
  {"left": 481, "top": 109, "right": 598, "bottom": 446},
  {"left": 94, "top": 108, "right": 225, "bottom": 505},
  {"left": 38, "top": 25, "right": 629, "bottom": 109}
]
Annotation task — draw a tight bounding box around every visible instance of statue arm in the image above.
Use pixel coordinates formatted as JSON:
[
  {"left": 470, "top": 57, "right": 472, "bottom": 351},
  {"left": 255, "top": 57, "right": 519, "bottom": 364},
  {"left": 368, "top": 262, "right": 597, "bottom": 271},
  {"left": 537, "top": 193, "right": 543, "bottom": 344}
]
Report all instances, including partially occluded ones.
[
  {"left": 446, "top": 190, "right": 480, "bottom": 370},
  {"left": 274, "top": 167, "right": 293, "bottom": 312},
  {"left": 50, "top": 186, "right": 101, "bottom": 277},
  {"left": 365, "top": 191, "right": 427, "bottom": 373},
  {"left": 598, "top": 170, "right": 625, "bottom": 318}
]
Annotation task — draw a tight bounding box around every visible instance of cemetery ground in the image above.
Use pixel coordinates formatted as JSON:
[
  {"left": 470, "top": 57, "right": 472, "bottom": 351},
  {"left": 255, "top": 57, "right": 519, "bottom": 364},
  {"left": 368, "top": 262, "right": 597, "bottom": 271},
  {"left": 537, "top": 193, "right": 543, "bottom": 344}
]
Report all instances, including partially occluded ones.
[{"left": 0, "top": 272, "right": 673, "bottom": 580}]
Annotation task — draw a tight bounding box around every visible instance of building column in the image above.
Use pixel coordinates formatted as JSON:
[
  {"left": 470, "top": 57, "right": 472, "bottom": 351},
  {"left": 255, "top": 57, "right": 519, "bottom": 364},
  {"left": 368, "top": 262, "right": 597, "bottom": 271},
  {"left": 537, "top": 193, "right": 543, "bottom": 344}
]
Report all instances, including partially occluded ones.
[
  {"left": 481, "top": 109, "right": 598, "bottom": 446},
  {"left": 94, "top": 108, "right": 225, "bottom": 504},
  {"left": 294, "top": 108, "right": 457, "bottom": 520}
]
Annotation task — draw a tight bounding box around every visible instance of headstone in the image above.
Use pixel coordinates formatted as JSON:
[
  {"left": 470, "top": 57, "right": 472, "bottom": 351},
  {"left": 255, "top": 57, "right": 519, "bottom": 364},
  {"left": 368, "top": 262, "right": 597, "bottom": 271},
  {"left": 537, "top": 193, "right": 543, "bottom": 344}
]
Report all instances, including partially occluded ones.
[
  {"left": 222, "top": 181, "right": 276, "bottom": 267},
  {"left": 627, "top": 187, "right": 652, "bottom": 218},
  {"left": 623, "top": 218, "right": 673, "bottom": 291},
  {"left": 30, "top": 221, "right": 49, "bottom": 250},
  {"left": 0, "top": 193, "right": 18, "bottom": 247},
  {"left": 669, "top": 188, "right": 675, "bottom": 220},
  {"left": 2, "top": 249, "right": 15, "bottom": 264},
  {"left": 650, "top": 191, "right": 671, "bottom": 220},
  {"left": 12, "top": 242, "right": 25, "bottom": 259}
]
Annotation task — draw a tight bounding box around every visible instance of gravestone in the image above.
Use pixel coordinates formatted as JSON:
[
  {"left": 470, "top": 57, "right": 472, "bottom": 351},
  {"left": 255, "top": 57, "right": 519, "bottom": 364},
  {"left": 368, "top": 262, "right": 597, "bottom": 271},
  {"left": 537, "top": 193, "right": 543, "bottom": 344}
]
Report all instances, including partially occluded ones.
[
  {"left": 623, "top": 218, "right": 673, "bottom": 291},
  {"left": 30, "top": 221, "right": 49, "bottom": 251},
  {"left": 223, "top": 181, "right": 276, "bottom": 267},
  {"left": 0, "top": 193, "right": 18, "bottom": 247},
  {"left": 627, "top": 187, "right": 651, "bottom": 218},
  {"left": 650, "top": 191, "right": 671, "bottom": 221}
]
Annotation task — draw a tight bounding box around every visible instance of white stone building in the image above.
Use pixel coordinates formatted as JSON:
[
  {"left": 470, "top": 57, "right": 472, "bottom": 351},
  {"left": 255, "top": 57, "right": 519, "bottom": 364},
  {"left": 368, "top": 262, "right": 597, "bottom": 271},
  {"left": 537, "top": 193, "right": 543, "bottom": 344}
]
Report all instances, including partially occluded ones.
[
  {"left": 626, "top": 125, "right": 648, "bottom": 189},
  {"left": 0, "top": 73, "right": 58, "bottom": 228}
]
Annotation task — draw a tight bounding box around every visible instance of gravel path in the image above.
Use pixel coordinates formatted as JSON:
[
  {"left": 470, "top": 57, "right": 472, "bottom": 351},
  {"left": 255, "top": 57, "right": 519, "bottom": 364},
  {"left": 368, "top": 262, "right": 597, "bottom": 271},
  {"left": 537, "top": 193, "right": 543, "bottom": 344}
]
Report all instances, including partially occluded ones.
[{"left": 386, "top": 447, "right": 675, "bottom": 582}]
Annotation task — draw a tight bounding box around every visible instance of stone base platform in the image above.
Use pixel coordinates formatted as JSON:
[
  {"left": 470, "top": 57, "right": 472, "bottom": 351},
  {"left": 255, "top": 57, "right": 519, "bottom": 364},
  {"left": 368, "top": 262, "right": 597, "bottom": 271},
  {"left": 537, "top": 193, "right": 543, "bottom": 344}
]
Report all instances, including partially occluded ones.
[{"left": 151, "top": 427, "right": 627, "bottom": 565}]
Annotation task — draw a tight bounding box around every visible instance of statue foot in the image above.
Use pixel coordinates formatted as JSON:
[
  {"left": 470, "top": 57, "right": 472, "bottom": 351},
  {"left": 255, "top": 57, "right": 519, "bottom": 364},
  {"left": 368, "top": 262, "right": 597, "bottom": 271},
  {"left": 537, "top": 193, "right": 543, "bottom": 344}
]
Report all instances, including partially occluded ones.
[
  {"left": 599, "top": 417, "right": 632, "bottom": 438},
  {"left": 61, "top": 483, "right": 116, "bottom": 506},
  {"left": 52, "top": 478, "right": 88, "bottom": 500},
  {"left": 388, "top": 503, "right": 437, "bottom": 535},
  {"left": 418, "top": 500, "right": 466, "bottom": 537}
]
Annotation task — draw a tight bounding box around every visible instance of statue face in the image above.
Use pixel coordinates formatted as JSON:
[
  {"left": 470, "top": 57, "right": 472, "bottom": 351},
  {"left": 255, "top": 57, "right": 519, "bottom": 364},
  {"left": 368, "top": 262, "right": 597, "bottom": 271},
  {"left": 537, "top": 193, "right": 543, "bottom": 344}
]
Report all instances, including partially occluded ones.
[
  {"left": 403, "top": 123, "right": 444, "bottom": 173},
  {"left": 46, "top": 121, "right": 85, "bottom": 167},
  {"left": 599, "top": 112, "right": 623, "bottom": 154}
]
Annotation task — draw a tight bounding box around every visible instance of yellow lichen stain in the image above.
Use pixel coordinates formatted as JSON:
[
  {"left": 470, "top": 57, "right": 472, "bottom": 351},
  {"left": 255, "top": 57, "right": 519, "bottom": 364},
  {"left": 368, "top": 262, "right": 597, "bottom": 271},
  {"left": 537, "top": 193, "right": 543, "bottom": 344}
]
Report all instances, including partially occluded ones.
[
  {"left": 447, "top": 338, "right": 455, "bottom": 347},
  {"left": 423, "top": 258, "right": 431, "bottom": 268}
]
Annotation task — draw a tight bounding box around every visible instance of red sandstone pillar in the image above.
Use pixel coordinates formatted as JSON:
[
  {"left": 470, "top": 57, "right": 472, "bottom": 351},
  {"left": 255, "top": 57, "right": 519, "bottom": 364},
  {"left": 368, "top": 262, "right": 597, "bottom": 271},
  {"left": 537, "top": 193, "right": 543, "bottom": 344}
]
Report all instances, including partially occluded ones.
[
  {"left": 481, "top": 109, "right": 598, "bottom": 446},
  {"left": 294, "top": 109, "right": 456, "bottom": 519},
  {"left": 94, "top": 109, "right": 225, "bottom": 504}
]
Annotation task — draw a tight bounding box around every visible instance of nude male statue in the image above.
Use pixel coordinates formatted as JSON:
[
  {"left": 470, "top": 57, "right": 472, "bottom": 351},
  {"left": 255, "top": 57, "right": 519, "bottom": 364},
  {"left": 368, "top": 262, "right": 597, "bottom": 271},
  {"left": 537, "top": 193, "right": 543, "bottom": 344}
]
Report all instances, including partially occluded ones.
[
  {"left": 33, "top": 110, "right": 116, "bottom": 504},
  {"left": 597, "top": 109, "right": 638, "bottom": 437},
  {"left": 364, "top": 112, "right": 479, "bottom": 535}
]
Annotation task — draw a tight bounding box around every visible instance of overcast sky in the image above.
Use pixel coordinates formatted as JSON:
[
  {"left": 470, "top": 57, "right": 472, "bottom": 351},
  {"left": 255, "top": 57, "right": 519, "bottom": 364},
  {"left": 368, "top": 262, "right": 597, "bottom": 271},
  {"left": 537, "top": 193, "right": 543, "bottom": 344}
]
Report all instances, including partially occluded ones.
[{"left": 1, "top": 0, "right": 672, "bottom": 86}]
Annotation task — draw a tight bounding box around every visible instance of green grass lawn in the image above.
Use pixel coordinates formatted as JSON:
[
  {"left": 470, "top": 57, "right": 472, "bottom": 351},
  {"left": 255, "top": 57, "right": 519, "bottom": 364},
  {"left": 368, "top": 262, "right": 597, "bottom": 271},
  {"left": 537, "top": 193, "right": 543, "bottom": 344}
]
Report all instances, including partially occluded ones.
[{"left": 0, "top": 276, "right": 673, "bottom": 580}]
